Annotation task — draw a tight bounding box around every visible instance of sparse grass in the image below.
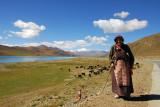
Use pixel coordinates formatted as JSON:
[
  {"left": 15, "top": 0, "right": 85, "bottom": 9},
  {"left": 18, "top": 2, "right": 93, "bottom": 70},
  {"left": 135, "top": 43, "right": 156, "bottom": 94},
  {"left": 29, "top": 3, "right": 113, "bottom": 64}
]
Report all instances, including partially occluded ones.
[
  {"left": 0, "top": 57, "right": 110, "bottom": 106},
  {"left": 0, "top": 61, "right": 71, "bottom": 97}
]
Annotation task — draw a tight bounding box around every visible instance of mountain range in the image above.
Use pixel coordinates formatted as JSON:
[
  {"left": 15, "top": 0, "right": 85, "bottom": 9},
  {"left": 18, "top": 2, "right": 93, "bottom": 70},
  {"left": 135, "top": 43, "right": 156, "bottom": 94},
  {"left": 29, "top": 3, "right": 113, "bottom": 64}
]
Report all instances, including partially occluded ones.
[
  {"left": 0, "top": 33, "right": 159, "bottom": 57},
  {"left": 0, "top": 45, "right": 75, "bottom": 56},
  {"left": 72, "top": 50, "right": 108, "bottom": 57}
]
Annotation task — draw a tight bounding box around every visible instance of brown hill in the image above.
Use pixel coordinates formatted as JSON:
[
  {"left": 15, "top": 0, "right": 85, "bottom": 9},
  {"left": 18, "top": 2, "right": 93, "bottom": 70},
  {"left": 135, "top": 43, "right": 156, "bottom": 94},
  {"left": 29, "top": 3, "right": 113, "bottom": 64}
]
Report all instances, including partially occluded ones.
[
  {"left": 0, "top": 45, "right": 75, "bottom": 56},
  {"left": 128, "top": 33, "right": 160, "bottom": 56}
]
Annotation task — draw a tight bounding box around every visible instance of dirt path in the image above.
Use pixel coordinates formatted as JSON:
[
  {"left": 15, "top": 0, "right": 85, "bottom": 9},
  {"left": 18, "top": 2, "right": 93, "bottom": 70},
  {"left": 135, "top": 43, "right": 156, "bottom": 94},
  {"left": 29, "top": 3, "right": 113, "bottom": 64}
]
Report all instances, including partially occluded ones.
[
  {"left": 147, "top": 61, "right": 160, "bottom": 107},
  {"left": 72, "top": 61, "right": 153, "bottom": 107}
]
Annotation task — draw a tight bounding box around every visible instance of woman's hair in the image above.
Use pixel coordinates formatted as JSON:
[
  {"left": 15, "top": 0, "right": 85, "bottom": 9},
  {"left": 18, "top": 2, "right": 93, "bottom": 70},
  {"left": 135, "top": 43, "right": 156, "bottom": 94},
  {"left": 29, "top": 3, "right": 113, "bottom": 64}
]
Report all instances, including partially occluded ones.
[{"left": 114, "top": 35, "right": 124, "bottom": 42}]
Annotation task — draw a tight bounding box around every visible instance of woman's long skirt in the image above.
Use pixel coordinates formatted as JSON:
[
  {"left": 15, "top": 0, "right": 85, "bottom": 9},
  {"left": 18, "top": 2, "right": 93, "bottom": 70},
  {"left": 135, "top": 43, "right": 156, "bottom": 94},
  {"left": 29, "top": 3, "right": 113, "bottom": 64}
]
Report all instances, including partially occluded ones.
[{"left": 111, "top": 65, "right": 134, "bottom": 96}]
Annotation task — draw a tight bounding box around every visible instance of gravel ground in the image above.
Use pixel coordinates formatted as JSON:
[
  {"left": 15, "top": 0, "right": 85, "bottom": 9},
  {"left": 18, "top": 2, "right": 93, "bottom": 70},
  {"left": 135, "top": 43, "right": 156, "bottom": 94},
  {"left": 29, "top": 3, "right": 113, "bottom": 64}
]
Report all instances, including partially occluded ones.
[{"left": 73, "top": 61, "right": 153, "bottom": 107}]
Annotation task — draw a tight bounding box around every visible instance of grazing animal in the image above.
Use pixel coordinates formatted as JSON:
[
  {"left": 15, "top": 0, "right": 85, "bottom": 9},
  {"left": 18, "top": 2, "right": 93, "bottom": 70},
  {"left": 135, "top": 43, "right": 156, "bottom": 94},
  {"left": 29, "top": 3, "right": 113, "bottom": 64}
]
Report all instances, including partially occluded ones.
[
  {"left": 80, "top": 66, "right": 83, "bottom": 68},
  {"left": 94, "top": 72, "right": 97, "bottom": 75},
  {"left": 136, "top": 63, "right": 140, "bottom": 68},
  {"left": 78, "top": 75, "right": 82, "bottom": 78},
  {"left": 60, "top": 68, "right": 63, "bottom": 70},
  {"left": 97, "top": 71, "right": 100, "bottom": 74},
  {"left": 76, "top": 66, "right": 79, "bottom": 68},
  {"left": 82, "top": 73, "right": 86, "bottom": 76},
  {"left": 74, "top": 74, "right": 77, "bottom": 78},
  {"left": 88, "top": 66, "right": 94, "bottom": 69},
  {"left": 100, "top": 70, "right": 103, "bottom": 73},
  {"left": 68, "top": 68, "right": 71, "bottom": 72},
  {"left": 89, "top": 70, "right": 93, "bottom": 73},
  {"left": 89, "top": 74, "right": 92, "bottom": 77},
  {"left": 102, "top": 66, "right": 107, "bottom": 70}
]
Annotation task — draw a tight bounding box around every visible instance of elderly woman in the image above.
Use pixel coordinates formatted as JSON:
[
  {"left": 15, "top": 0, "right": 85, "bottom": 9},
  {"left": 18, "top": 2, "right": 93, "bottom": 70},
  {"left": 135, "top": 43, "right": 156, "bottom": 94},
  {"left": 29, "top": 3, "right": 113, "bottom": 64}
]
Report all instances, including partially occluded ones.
[{"left": 109, "top": 35, "right": 134, "bottom": 99}]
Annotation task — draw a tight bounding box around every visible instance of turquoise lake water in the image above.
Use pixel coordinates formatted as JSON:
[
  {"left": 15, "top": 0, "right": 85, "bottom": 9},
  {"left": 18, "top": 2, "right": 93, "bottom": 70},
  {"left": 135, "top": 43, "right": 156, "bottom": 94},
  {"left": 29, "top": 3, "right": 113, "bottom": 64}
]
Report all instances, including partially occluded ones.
[{"left": 0, "top": 56, "right": 76, "bottom": 63}]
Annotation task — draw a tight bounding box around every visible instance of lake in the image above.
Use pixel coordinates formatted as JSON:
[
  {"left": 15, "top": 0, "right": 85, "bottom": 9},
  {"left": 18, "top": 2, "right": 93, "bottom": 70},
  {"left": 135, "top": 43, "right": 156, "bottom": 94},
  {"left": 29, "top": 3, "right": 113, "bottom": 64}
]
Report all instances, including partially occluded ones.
[{"left": 0, "top": 56, "right": 76, "bottom": 63}]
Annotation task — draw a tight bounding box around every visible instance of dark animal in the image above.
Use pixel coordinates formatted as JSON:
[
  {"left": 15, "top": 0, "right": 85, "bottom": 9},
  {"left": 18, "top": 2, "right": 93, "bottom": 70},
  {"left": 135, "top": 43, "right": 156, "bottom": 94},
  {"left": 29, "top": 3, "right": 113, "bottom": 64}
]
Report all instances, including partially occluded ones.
[
  {"left": 94, "top": 72, "right": 97, "bottom": 75},
  {"left": 89, "top": 74, "right": 91, "bottom": 77},
  {"left": 102, "top": 66, "right": 107, "bottom": 70},
  {"left": 68, "top": 68, "right": 71, "bottom": 72},
  {"left": 76, "top": 66, "right": 79, "bottom": 68},
  {"left": 97, "top": 71, "right": 100, "bottom": 74},
  {"left": 80, "top": 66, "right": 83, "bottom": 68},
  {"left": 78, "top": 75, "right": 82, "bottom": 78},
  {"left": 88, "top": 66, "right": 94, "bottom": 69},
  {"left": 82, "top": 73, "right": 86, "bottom": 76},
  {"left": 89, "top": 70, "right": 93, "bottom": 73}
]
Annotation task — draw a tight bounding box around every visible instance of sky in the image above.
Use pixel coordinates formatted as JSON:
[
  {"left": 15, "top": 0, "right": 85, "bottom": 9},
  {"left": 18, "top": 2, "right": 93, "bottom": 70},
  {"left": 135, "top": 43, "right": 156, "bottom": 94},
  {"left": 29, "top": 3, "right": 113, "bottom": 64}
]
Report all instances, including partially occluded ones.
[{"left": 0, "top": 0, "right": 160, "bottom": 52}]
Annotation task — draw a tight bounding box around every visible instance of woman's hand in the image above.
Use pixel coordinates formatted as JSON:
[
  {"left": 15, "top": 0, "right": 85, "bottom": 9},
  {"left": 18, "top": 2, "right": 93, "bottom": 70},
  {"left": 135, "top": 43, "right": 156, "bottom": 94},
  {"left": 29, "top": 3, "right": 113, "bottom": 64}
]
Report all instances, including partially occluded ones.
[{"left": 111, "top": 63, "right": 114, "bottom": 68}]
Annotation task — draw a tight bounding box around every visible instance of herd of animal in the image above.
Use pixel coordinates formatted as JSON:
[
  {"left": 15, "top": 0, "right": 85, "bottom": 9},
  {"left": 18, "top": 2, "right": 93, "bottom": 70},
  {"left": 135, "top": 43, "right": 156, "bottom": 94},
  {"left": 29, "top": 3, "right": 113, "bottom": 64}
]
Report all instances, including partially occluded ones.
[
  {"left": 60, "top": 62, "right": 140, "bottom": 79},
  {"left": 71, "top": 65, "right": 110, "bottom": 78}
]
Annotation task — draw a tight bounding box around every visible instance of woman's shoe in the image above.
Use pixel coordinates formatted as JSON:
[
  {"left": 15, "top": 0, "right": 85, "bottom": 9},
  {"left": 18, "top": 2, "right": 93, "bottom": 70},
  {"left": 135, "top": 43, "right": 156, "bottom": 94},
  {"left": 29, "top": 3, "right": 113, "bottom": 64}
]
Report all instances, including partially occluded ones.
[{"left": 115, "top": 94, "right": 120, "bottom": 98}]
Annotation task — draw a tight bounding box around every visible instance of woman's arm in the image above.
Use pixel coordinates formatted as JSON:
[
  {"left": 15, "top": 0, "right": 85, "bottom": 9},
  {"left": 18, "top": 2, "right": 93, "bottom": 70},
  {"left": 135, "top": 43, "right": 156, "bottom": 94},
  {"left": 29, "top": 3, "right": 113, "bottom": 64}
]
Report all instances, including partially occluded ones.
[
  {"left": 126, "top": 45, "right": 135, "bottom": 68},
  {"left": 109, "top": 45, "right": 115, "bottom": 65}
]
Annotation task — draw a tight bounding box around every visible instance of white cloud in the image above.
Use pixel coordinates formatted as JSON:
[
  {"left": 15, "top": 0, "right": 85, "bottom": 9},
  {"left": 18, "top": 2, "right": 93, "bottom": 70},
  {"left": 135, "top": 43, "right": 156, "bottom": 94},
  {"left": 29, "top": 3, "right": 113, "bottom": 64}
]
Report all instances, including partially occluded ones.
[
  {"left": 85, "top": 35, "right": 108, "bottom": 45},
  {"left": 52, "top": 40, "right": 90, "bottom": 49},
  {"left": 93, "top": 19, "right": 148, "bottom": 33},
  {"left": 0, "top": 36, "right": 3, "bottom": 39},
  {"left": 114, "top": 11, "right": 130, "bottom": 18},
  {"left": 23, "top": 43, "right": 41, "bottom": 47},
  {"left": 20, "top": 35, "right": 110, "bottom": 49},
  {"left": 77, "top": 48, "right": 90, "bottom": 52},
  {"left": 70, "top": 48, "right": 90, "bottom": 52},
  {"left": 8, "top": 34, "right": 12, "bottom": 37},
  {"left": 21, "top": 40, "right": 90, "bottom": 49},
  {"left": 1, "top": 44, "right": 18, "bottom": 47},
  {"left": 41, "top": 42, "right": 55, "bottom": 47},
  {"left": 11, "top": 20, "right": 46, "bottom": 38}
]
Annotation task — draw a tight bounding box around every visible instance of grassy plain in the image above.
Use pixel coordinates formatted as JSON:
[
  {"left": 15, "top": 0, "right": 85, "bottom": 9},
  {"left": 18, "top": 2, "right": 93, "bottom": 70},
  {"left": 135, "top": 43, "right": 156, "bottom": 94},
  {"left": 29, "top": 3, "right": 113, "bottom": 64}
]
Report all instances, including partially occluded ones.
[{"left": 0, "top": 57, "right": 110, "bottom": 107}]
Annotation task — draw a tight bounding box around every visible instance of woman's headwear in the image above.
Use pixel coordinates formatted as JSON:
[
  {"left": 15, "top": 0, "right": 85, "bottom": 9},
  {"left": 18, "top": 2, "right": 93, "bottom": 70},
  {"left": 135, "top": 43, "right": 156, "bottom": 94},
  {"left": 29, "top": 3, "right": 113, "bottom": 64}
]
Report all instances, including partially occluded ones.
[{"left": 114, "top": 35, "right": 124, "bottom": 42}]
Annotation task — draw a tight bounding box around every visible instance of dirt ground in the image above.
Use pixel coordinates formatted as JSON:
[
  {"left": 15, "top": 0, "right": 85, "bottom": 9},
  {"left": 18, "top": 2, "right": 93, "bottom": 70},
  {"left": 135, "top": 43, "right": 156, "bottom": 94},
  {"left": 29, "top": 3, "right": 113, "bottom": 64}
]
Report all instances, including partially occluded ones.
[
  {"left": 135, "top": 56, "right": 160, "bottom": 61},
  {"left": 0, "top": 58, "right": 154, "bottom": 107},
  {"left": 72, "top": 61, "right": 153, "bottom": 107}
]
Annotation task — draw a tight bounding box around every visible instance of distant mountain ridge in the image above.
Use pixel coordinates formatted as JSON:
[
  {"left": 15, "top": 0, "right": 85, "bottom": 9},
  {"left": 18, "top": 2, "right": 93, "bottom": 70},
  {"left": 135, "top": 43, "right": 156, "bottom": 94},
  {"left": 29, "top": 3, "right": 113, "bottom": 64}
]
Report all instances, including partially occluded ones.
[
  {"left": 0, "top": 33, "right": 159, "bottom": 56},
  {"left": 72, "top": 50, "right": 108, "bottom": 57},
  {"left": 128, "top": 33, "right": 160, "bottom": 56},
  {"left": 0, "top": 45, "right": 75, "bottom": 56}
]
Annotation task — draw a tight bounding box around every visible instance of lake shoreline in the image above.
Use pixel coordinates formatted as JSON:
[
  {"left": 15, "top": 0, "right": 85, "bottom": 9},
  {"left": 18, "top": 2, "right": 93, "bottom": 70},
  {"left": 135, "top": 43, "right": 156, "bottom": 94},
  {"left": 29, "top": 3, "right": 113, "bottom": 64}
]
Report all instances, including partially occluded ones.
[{"left": 0, "top": 56, "right": 77, "bottom": 63}]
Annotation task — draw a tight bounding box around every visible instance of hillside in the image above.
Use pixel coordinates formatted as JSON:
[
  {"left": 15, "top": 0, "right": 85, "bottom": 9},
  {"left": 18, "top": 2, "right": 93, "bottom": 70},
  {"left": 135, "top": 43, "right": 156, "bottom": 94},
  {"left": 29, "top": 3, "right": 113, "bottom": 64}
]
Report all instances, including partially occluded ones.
[
  {"left": 0, "top": 45, "right": 75, "bottom": 56},
  {"left": 128, "top": 33, "right": 160, "bottom": 56}
]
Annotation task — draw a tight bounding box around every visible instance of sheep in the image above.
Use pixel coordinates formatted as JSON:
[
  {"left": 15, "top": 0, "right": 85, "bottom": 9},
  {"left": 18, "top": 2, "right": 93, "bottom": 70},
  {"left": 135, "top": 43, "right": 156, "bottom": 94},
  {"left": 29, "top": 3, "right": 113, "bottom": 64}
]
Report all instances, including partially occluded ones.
[
  {"left": 82, "top": 73, "right": 86, "bottom": 76},
  {"left": 89, "top": 74, "right": 92, "bottom": 77},
  {"left": 68, "top": 68, "right": 71, "bottom": 72},
  {"left": 78, "top": 75, "right": 82, "bottom": 78}
]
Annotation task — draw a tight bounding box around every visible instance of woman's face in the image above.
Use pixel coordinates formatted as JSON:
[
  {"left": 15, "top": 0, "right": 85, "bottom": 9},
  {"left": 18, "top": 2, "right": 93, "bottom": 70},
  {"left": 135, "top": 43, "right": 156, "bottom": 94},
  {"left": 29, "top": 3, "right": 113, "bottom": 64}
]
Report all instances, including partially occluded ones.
[{"left": 116, "top": 38, "right": 123, "bottom": 45}]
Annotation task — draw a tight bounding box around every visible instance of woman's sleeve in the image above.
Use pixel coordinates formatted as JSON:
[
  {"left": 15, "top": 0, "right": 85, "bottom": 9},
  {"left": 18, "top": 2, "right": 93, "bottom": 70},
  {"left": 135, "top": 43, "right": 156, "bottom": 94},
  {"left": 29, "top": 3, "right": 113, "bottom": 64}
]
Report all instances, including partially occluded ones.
[
  {"left": 109, "top": 46, "right": 114, "bottom": 65},
  {"left": 126, "top": 45, "right": 135, "bottom": 68}
]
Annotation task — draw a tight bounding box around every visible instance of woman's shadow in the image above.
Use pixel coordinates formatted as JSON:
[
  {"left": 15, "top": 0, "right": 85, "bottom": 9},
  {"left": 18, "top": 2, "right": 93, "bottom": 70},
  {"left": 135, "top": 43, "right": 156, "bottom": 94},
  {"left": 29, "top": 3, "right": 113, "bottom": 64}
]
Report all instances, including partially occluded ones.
[{"left": 123, "top": 94, "right": 160, "bottom": 101}]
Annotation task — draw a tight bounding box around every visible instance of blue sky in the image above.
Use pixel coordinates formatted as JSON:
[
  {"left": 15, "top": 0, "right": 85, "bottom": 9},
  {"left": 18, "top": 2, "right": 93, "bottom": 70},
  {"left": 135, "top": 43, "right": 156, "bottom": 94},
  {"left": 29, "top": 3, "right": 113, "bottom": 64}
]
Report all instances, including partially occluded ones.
[{"left": 0, "top": 0, "right": 160, "bottom": 52}]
